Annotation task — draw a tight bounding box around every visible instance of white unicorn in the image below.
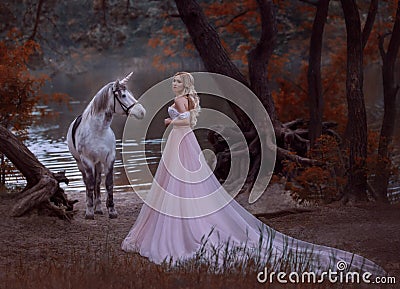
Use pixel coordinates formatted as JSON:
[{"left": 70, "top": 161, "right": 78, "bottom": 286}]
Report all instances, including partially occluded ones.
[{"left": 67, "top": 72, "right": 145, "bottom": 219}]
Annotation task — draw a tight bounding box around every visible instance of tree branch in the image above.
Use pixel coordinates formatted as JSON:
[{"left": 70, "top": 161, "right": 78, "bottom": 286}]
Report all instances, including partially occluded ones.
[
  {"left": 29, "top": 0, "right": 44, "bottom": 40},
  {"left": 277, "top": 147, "right": 323, "bottom": 166},
  {"left": 362, "top": 0, "right": 378, "bottom": 50},
  {"left": 175, "top": 0, "right": 252, "bottom": 131},
  {"left": 282, "top": 76, "right": 308, "bottom": 95},
  {"left": 386, "top": 1, "right": 400, "bottom": 63},
  {"left": 175, "top": 0, "right": 247, "bottom": 84},
  {"left": 215, "top": 9, "right": 250, "bottom": 28},
  {"left": 378, "top": 32, "right": 391, "bottom": 59},
  {"left": 299, "top": 0, "right": 319, "bottom": 7}
]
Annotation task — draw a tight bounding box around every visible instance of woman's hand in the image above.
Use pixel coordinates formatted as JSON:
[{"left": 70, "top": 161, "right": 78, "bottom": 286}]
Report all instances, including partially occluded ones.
[{"left": 164, "top": 118, "right": 172, "bottom": 127}]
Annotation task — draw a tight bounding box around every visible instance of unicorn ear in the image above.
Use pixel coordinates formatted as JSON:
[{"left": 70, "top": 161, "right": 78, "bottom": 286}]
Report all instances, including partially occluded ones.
[
  {"left": 120, "top": 72, "right": 133, "bottom": 86},
  {"left": 113, "top": 80, "right": 120, "bottom": 90}
]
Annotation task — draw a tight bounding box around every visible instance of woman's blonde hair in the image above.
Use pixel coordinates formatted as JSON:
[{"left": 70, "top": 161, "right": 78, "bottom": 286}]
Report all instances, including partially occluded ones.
[{"left": 174, "top": 71, "right": 200, "bottom": 128}]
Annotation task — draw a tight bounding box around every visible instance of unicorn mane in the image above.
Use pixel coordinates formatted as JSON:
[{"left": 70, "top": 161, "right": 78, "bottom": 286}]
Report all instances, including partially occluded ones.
[{"left": 82, "top": 83, "right": 113, "bottom": 120}]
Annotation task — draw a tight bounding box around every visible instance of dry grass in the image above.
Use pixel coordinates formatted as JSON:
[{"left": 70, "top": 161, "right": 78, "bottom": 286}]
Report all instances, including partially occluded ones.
[
  {"left": 0, "top": 192, "right": 397, "bottom": 289},
  {"left": 0, "top": 227, "right": 377, "bottom": 289},
  {"left": 0, "top": 249, "right": 366, "bottom": 289}
]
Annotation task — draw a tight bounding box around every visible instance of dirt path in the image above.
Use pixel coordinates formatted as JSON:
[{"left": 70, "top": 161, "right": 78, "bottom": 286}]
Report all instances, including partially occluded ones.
[{"left": 0, "top": 187, "right": 398, "bottom": 288}]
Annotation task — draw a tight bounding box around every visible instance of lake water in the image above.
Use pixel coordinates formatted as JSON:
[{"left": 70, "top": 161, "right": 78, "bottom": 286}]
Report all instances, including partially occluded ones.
[
  {"left": 4, "top": 56, "right": 173, "bottom": 196},
  {"left": 3, "top": 60, "right": 400, "bottom": 203}
]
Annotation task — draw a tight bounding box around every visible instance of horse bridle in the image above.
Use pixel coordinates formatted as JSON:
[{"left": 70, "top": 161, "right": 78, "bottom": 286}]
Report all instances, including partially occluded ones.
[{"left": 112, "top": 86, "right": 138, "bottom": 116}]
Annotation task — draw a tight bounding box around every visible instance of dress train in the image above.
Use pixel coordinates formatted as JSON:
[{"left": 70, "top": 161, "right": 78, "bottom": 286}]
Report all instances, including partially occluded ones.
[{"left": 122, "top": 107, "right": 386, "bottom": 277}]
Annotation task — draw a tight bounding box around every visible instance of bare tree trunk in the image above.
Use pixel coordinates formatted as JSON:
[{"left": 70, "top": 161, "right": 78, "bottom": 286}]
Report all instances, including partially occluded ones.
[
  {"left": 244, "top": 0, "right": 278, "bottom": 186},
  {"left": 126, "top": 0, "right": 130, "bottom": 14},
  {"left": 175, "top": 0, "right": 320, "bottom": 187},
  {"left": 307, "top": 0, "right": 330, "bottom": 147},
  {"left": 341, "top": 0, "right": 368, "bottom": 201},
  {"left": 248, "top": 0, "right": 278, "bottom": 125},
  {"left": 376, "top": 0, "right": 400, "bottom": 202},
  {"left": 0, "top": 125, "right": 76, "bottom": 219},
  {"left": 175, "top": 0, "right": 278, "bottom": 185},
  {"left": 29, "top": 0, "right": 44, "bottom": 40},
  {"left": 175, "top": 0, "right": 256, "bottom": 132},
  {"left": 102, "top": 0, "right": 107, "bottom": 26},
  {"left": 362, "top": 0, "right": 379, "bottom": 50}
]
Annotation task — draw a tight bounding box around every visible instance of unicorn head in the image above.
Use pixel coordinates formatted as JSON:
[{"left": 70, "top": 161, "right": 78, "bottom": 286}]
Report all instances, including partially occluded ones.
[{"left": 112, "top": 72, "right": 146, "bottom": 119}]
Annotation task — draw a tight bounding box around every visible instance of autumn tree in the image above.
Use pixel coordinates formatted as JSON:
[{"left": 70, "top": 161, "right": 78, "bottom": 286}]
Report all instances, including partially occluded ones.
[
  {"left": 0, "top": 30, "right": 67, "bottom": 131},
  {"left": 0, "top": 29, "right": 75, "bottom": 218},
  {"left": 0, "top": 29, "right": 68, "bottom": 184},
  {"left": 341, "top": 0, "right": 368, "bottom": 201},
  {"left": 306, "top": 0, "right": 330, "bottom": 147},
  {"left": 339, "top": 0, "right": 382, "bottom": 202},
  {"left": 173, "top": 0, "right": 325, "bottom": 190},
  {"left": 147, "top": 0, "right": 397, "bottom": 203},
  {"left": 375, "top": 0, "right": 400, "bottom": 202}
]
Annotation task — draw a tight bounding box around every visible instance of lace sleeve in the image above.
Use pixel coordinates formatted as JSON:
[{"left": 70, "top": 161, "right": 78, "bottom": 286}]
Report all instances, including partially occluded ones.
[{"left": 177, "top": 111, "right": 190, "bottom": 119}]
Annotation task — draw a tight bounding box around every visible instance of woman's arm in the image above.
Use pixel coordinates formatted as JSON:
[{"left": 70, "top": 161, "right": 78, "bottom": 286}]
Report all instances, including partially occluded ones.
[
  {"left": 174, "top": 96, "right": 189, "bottom": 112},
  {"left": 171, "top": 117, "right": 190, "bottom": 126},
  {"left": 164, "top": 97, "right": 190, "bottom": 127},
  {"left": 171, "top": 97, "right": 190, "bottom": 126},
  {"left": 164, "top": 117, "right": 172, "bottom": 127},
  {"left": 165, "top": 117, "right": 189, "bottom": 127}
]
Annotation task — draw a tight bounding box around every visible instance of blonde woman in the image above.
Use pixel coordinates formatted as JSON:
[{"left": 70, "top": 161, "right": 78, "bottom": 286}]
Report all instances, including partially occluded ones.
[{"left": 122, "top": 72, "right": 386, "bottom": 276}]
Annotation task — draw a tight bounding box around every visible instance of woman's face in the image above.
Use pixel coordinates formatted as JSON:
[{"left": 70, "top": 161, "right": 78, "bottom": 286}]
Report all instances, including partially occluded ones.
[{"left": 172, "top": 75, "right": 184, "bottom": 95}]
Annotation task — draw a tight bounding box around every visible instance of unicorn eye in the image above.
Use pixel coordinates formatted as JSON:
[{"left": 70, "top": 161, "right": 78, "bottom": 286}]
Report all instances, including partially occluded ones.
[{"left": 122, "top": 94, "right": 126, "bottom": 98}]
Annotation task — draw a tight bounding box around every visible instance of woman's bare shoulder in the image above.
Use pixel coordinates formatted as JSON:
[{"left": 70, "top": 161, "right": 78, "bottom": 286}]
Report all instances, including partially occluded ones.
[{"left": 174, "top": 96, "right": 189, "bottom": 112}]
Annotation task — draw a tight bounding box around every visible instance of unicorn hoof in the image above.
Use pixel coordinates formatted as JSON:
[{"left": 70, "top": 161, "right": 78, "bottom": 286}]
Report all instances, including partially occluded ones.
[
  {"left": 85, "top": 213, "right": 95, "bottom": 220},
  {"left": 86, "top": 207, "right": 94, "bottom": 219},
  {"left": 108, "top": 208, "right": 118, "bottom": 219}
]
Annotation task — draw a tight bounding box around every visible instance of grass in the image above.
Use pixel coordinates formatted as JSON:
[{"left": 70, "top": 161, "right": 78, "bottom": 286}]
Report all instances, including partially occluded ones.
[{"left": 0, "top": 224, "right": 381, "bottom": 289}]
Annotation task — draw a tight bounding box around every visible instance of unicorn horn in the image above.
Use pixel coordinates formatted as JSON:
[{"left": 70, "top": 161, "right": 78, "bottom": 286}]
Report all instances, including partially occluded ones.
[{"left": 120, "top": 72, "right": 133, "bottom": 86}]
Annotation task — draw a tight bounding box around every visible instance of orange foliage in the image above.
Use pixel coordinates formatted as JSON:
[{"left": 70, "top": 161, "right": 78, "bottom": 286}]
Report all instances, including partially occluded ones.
[
  {"left": 365, "top": 130, "right": 398, "bottom": 185},
  {"left": 0, "top": 29, "right": 70, "bottom": 183},
  {"left": 143, "top": 0, "right": 399, "bottom": 203},
  {"left": 146, "top": 0, "right": 393, "bottom": 142},
  {"left": 0, "top": 29, "right": 69, "bottom": 134},
  {"left": 285, "top": 135, "right": 346, "bottom": 203},
  {"left": 148, "top": 38, "right": 162, "bottom": 49},
  {"left": 147, "top": 0, "right": 259, "bottom": 72},
  {"left": 270, "top": 57, "right": 309, "bottom": 123},
  {"left": 162, "top": 25, "right": 180, "bottom": 37},
  {"left": 152, "top": 55, "right": 167, "bottom": 72}
]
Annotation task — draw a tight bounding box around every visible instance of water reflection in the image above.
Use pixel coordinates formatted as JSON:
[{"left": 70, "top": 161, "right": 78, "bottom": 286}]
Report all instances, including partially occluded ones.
[
  {"left": 21, "top": 127, "right": 162, "bottom": 195},
  {"left": 5, "top": 95, "right": 164, "bottom": 196},
  {"left": 5, "top": 104, "right": 400, "bottom": 203},
  {"left": 3, "top": 64, "right": 400, "bottom": 203}
]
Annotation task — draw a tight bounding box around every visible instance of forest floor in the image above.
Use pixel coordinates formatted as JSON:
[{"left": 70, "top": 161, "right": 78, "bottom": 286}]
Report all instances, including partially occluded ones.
[{"left": 0, "top": 184, "right": 399, "bottom": 289}]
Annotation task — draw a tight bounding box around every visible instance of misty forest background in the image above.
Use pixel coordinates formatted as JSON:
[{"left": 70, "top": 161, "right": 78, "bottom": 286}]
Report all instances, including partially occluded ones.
[{"left": 0, "top": 0, "right": 400, "bottom": 218}]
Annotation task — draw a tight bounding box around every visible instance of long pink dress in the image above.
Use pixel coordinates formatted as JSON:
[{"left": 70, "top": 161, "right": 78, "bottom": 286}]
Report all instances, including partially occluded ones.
[{"left": 122, "top": 106, "right": 386, "bottom": 276}]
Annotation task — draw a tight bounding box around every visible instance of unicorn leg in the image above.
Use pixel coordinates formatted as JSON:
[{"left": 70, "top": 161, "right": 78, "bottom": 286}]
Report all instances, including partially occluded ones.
[
  {"left": 94, "top": 163, "right": 103, "bottom": 215},
  {"left": 105, "top": 164, "right": 117, "bottom": 219},
  {"left": 82, "top": 159, "right": 95, "bottom": 220}
]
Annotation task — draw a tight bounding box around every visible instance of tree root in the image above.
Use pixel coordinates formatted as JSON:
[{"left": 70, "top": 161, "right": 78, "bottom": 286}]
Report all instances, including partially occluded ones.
[
  {"left": 11, "top": 171, "right": 76, "bottom": 220},
  {"left": 1, "top": 126, "right": 77, "bottom": 220},
  {"left": 277, "top": 147, "right": 323, "bottom": 166}
]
